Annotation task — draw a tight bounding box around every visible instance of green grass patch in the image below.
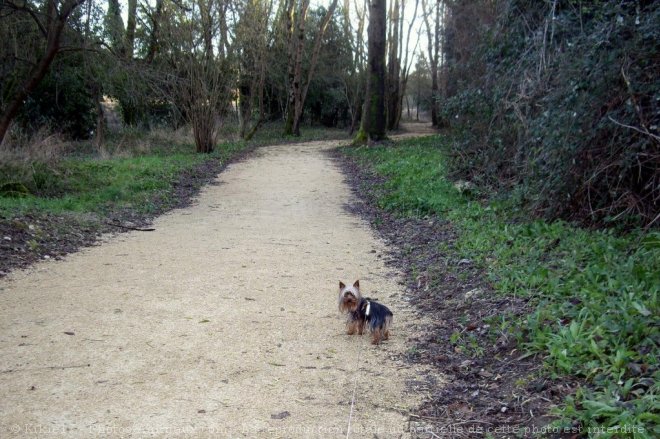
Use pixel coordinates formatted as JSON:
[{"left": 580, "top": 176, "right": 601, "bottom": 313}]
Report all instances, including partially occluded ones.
[
  {"left": 341, "top": 135, "right": 659, "bottom": 436},
  {"left": 246, "top": 122, "right": 351, "bottom": 146},
  {"left": 0, "top": 134, "right": 251, "bottom": 218},
  {"left": 0, "top": 122, "right": 343, "bottom": 219},
  {"left": 1, "top": 154, "right": 203, "bottom": 216}
]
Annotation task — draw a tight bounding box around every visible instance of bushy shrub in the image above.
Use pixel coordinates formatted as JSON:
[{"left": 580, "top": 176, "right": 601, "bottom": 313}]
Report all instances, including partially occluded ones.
[
  {"left": 440, "top": 0, "right": 659, "bottom": 227},
  {"left": 18, "top": 56, "right": 96, "bottom": 140}
]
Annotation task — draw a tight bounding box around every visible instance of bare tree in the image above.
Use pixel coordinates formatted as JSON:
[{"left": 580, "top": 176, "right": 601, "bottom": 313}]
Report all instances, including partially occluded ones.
[
  {"left": 421, "top": 0, "right": 441, "bottom": 127},
  {"left": 284, "top": 0, "right": 340, "bottom": 136},
  {"left": 236, "top": 0, "right": 273, "bottom": 139},
  {"left": 346, "top": 0, "right": 368, "bottom": 134},
  {"left": 283, "top": 0, "right": 309, "bottom": 135},
  {"left": 105, "top": 0, "right": 125, "bottom": 53},
  {"left": 125, "top": 0, "right": 138, "bottom": 58},
  {"left": 0, "top": 0, "right": 87, "bottom": 145},
  {"left": 385, "top": 0, "right": 421, "bottom": 130},
  {"left": 294, "top": 0, "right": 340, "bottom": 134},
  {"left": 145, "top": 0, "right": 165, "bottom": 64},
  {"left": 161, "top": 0, "right": 233, "bottom": 153},
  {"left": 386, "top": 0, "right": 400, "bottom": 130},
  {"left": 396, "top": 0, "right": 421, "bottom": 127},
  {"left": 183, "top": 60, "right": 226, "bottom": 153}
]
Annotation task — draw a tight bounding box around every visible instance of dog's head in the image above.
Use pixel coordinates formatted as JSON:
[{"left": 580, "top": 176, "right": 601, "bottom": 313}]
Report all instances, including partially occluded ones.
[{"left": 338, "top": 280, "right": 361, "bottom": 313}]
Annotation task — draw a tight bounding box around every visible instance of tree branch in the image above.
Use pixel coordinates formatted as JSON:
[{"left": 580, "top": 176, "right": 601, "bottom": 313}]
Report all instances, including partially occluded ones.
[{"left": 2, "top": 0, "right": 48, "bottom": 37}]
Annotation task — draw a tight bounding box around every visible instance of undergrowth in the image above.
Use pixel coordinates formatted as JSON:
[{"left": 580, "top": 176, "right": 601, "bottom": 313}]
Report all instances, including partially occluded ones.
[
  {"left": 439, "top": 1, "right": 659, "bottom": 227},
  {"left": 0, "top": 141, "right": 241, "bottom": 217},
  {"left": 341, "top": 135, "right": 659, "bottom": 437},
  {"left": 0, "top": 122, "right": 349, "bottom": 218}
]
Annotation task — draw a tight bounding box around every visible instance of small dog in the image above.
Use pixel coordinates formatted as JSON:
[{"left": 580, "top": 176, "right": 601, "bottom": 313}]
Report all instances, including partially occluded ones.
[{"left": 338, "top": 280, "right": 393, "bottom": 345}]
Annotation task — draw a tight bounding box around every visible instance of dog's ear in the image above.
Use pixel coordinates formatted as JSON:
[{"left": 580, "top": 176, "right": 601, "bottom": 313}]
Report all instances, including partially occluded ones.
[
  {"left": 339, "top": 281, "right": 346, "bottom": 290},
  {"left": 353, "top": 280, "right": 360, "bottom": 289}
]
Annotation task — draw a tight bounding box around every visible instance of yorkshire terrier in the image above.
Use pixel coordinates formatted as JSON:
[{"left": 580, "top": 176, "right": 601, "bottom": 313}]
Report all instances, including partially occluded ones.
[{"left": 338, "top": 280, "right": 393, "bottom": 345}]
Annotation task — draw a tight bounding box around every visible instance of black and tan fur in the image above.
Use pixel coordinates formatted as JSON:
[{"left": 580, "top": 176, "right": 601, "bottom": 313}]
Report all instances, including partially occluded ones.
[{"left": 338, "top": 280, "right": 393, "bottom": 345}]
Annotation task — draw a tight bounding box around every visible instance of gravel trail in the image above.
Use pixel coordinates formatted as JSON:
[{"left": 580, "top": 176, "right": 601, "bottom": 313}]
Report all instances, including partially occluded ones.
[{"left": 0, "top": 138, "right": 434, "bottom": 438}]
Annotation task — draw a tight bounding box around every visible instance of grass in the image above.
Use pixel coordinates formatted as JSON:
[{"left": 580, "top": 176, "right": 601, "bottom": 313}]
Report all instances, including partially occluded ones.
[
  {"left": 341, "top": 135, "right": 659, "bottom": 437},
  {"left": 246, "top": 122, "right": 350, "bottom": 146},
  {"left": 0, "top": 122, "right": 350, "bottom": 219},
  {"left": 1, "top": 155, "right": 202, "bottom": 215},
  {"left": 0, "top": 139, "right": 243, "bottom": 218}
]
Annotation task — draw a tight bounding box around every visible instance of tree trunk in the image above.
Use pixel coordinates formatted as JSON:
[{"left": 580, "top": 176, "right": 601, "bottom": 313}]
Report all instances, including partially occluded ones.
[
  {"left": 284, "top": 0, "right": 307, "bottom": 135},
  {"left": 430, "top": 63, "right": 438, "bottom": 126},
  {"left": 238, "top": 82, "right": 252, "bottom": 139},
  {"left": 289, "top": 0, "right": 309, "bottom": 136},
  {"left": 347, "top": 0, "right": 367, "bottom": 136},
  {"left": 431, "top": 0, "right": 440, "bottom": 127},
  {"left": 292, "top": 0, "right": 340, "bottom": 135},
  {"left": 349, "top": 94, "right": 362, "bottom": 135},
  {"left": 396, "top": 76, "right": 408, "bottom": 126},
  {"left": 416, "top": 82, "right": 420, "bottom": 121},
  {"left": 145, "top": 0, "right": 164, "bottom": 64},
  {"left": 106, "top": 0, "right": 125, "bottom": 53},
  {"left": 397, "top": 0, "right": 420, "bottom": 128},
  {"left": 285, "top": 0, "right": 338, "bottom": 136},
  {"left": 386, "top": 0, "right": 400, "bottom": 130},
  {"left": 436, "top": 0, "right": 449, "bottom": 128},
  {"left": 406, "top": 95, "right": 411, "bottom": 119},
  {"left": 358, "top": 0, "right": 387, "bottom": 142},
  {"left": 200, "top": 0, "right": 214, "bottom": 61},
  {"left": 285, "top": 0, "right": 308, "bottom": 136},
  {"left": 422, "top": 0, "right": 440, "bottom": 126},
  {"left": 94, "top": 95, "right": 105, "bottom": 150},
  {"left": 125, "top": 0, "right": 138, "bottom": 58},
  {"left": 237, "top": 0, "right": 272, "bottom": 140}
]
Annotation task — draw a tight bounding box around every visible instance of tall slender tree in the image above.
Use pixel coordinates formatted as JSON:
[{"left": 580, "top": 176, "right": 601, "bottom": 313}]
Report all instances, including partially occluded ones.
[
  {"left": 396, "top": 0, "right": 421, "bottom": 127},
  {"left": 284, "top": 0, "right": 340, "bottom": 136},
  {"left": 356, "top": 0, "right": 387, "bottom": 142},
  {"left": 145, "top": 0, "right": 165, "bottom": 64},
  {"left": 346, "top": 0, "right": 368, "bottom": 134},
  {"left": 284, "top": 0, "right": 310, "bottom": 135},
  {"left": 386, "top": 0, "right": 400, "bottom": 130},
  {"left": 236, "top": 0, "right": 273, "bottom": 139},
  {"left": 125, "top": 0, "right": 138, "bottom": 58},
  {"left": 421, "top": 0, "right": 441, "bottom": 126},
  {"left": 105, "top": 0, "right": 125, "bottom": 53}
]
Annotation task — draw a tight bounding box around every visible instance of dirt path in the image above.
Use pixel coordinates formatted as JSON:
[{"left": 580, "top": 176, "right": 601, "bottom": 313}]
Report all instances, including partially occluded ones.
[{"left": 0, "top": 136, "right": 437, "bottom": 438}]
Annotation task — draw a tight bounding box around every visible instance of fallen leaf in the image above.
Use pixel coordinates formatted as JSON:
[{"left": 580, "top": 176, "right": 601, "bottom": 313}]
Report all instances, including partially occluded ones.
[{"left": 271, "top": 411, "right": 290, "bottom": 420}]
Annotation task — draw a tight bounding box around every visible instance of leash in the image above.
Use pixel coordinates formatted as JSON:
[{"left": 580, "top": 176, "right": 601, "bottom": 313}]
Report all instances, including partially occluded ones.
[{"left": 345, "top": 326, "right": 366, "bottom": 439}]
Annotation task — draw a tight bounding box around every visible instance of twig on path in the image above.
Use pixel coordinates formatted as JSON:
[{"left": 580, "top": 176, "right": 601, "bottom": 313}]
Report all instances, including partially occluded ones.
[
  {"left": 105, "top": 222, "right": 156, "bottom": 232},
  {"left": 2, "top": 363, "right": 91, "bottom": 373}
]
